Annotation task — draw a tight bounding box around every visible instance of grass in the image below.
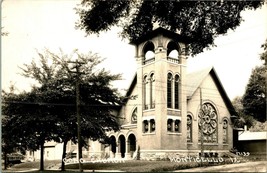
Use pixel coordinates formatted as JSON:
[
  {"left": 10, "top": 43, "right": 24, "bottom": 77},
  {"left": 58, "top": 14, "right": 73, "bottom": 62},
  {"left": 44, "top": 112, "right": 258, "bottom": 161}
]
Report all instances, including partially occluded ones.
[{"left": 2, "top": 157, "right": 245, "bottom": 172}]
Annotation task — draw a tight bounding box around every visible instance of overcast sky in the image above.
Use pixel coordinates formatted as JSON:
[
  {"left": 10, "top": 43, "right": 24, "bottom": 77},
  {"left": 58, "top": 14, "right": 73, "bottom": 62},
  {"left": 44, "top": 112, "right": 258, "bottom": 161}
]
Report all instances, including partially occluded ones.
[{"left": 1, "top": 0, "right": 267, "bottom": 100}]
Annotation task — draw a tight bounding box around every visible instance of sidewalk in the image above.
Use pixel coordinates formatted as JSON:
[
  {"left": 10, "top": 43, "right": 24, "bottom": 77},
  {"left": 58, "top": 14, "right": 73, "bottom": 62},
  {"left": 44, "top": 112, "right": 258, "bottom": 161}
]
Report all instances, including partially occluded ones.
[{"left": 174, "top": 161, "right": 267, "bottom": 172}]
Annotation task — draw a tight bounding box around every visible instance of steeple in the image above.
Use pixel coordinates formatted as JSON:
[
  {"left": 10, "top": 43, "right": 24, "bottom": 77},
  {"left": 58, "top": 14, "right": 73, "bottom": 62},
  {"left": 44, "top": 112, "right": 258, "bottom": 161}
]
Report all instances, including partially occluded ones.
[{"left": 131, "top": 27, "right": 190, "bottom": 152}]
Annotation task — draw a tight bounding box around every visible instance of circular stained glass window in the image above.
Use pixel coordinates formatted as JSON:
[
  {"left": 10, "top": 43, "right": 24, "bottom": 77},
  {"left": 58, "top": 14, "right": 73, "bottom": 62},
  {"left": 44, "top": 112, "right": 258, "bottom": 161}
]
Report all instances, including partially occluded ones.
[{"left": 198, "top": 103, "right": 217, "bottom": 142}]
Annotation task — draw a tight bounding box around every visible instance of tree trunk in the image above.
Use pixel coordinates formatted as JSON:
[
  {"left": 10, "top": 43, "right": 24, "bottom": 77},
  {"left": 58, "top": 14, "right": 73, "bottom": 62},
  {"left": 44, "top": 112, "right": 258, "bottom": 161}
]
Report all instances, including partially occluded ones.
[
  {"left": 40, "top": 141, "right": 45, "bottom": 171},
  {"left": 61, "top": 140, "right": 68, "bottom": 171},
  {"left": 4, "top": 152, "right": 8, "bottom": 170}
]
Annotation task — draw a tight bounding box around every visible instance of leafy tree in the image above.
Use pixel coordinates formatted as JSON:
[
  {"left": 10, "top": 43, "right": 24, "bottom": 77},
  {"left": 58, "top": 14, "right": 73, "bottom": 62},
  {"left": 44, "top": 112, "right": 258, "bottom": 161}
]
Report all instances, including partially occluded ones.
[
  {"left": 260, "top": 39, "right": 267, "bottom": 65},
  {"left": 76, "top": 0, "right": 263, "bottom": 55},
  {"left": 242, "top": 65, "right": 266, "bottom": 122},
  {"left": 2, "top": 49, "right": 121, "bottom": 171},
  {"left": 232, "top": 96, "right": 255, "bottom": 128},
  {"left": 2, "top": 88, "right": 60, "bottom": 171}
]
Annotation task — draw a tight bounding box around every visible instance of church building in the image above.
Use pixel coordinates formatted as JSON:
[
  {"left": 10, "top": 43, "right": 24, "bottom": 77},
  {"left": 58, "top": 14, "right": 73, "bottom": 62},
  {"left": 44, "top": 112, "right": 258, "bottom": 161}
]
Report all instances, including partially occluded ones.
[{"left": 87, "top": 27, "right": 236, "bottom": 160}]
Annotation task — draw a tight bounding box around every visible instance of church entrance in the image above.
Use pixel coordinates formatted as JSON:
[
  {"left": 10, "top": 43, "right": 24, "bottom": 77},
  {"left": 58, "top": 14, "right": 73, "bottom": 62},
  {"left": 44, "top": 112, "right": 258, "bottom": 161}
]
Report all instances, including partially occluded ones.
[
  {"left": 118, "top": 135, "right": 126, "bottom": 158},
  {"left": 110, "top": 135, "right": 116, "bottom": 158},
  {"left": 128, "top": 134, "right": 136, "bottom": 158}
]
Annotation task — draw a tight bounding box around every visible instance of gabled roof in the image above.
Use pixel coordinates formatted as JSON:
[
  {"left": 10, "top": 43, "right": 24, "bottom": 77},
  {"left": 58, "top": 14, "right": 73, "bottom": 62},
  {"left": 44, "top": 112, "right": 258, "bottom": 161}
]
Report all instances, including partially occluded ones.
[
  {"left": 186, "top": 67, "right": 237, "bottom": 116},
  {"left": 124, "top": 67, "right": 237, "bottom": 115},
  {"left": 186, "top": 66, "right": 213, "bottom": 99}
]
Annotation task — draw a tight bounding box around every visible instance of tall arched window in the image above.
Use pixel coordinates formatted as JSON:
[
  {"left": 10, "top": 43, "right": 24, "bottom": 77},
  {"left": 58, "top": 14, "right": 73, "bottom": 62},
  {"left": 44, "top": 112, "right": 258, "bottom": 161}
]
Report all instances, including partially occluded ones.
[
  {"left": 174, "top": 75, "right": 179, "bottom": 109},
  {"left": 131, "top": 108, "right": 137, "bottom": 124},
  {"left": 150, "top": 73, "right": 155, "bottom": 109},
  {"left": 187, "top": 115, "right": 192, "bottom": 142},
  {"left": 167, "top": 73, "right": 173, "bottom": 108},
  {"left": 223, "top": 119, "right": 228, "bottom": 143},
  {"left": 143, "top": 75, "right": 149, "bottom": 110},
  {"left": 198, "top": 103, "right": 218, "bottom": 143}
]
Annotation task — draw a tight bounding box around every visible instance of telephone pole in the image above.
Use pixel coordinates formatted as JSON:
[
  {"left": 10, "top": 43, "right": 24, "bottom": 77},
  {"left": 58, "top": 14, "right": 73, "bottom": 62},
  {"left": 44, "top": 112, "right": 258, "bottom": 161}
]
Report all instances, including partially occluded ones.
[
  {"left": 68, "top": 59, "right": 85, "bottom": 172},
  {"left": 200, "top": 87, "right": 204, "bottom": 166}
]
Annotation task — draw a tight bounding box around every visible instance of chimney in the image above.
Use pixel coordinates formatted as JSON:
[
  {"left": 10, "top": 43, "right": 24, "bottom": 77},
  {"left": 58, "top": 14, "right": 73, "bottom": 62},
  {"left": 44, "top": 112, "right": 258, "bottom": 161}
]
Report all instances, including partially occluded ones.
[{"left": 244, "top": 125, "right": 247, "bottom": 131}]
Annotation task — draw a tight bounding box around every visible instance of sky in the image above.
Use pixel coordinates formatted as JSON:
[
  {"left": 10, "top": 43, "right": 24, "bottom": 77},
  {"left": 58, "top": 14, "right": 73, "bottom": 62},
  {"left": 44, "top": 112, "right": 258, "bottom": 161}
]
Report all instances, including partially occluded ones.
[{"left": 1, "top": 0, "right": 267, "bottom": 100}]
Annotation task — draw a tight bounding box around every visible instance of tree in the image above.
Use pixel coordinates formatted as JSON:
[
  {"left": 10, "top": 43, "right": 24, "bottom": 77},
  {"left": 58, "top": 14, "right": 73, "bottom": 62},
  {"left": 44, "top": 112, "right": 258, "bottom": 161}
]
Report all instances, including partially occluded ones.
[
  {"left": 2, "top": 89, "right": 60, "bottom": 171},
  {"left": 76, "top": 0, "right": 263, "bottom": 55},
  {"left": 260, "top": 39, "right": 267, "bottom": 65},
  {"left": 231, "top": 96, "right": 255, "bottom": 128},
  {"left": 2, "top": 49, "right": 121, "bottom": 171},
  {"left": 242, "top": 65, "right": 266, "bottom": 122}
]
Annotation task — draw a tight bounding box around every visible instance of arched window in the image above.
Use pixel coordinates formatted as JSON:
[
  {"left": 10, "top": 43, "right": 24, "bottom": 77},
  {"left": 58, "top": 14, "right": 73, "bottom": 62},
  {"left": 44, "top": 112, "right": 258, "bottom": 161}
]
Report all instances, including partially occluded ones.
[
  {"left": 198, "top": 103, "right": 218, "bottom": 143},
  {"left": 150, "top": 73, "right": 155, "bottom": 109},
  {"left": 175, "top": 120, "right": 180, "bottom": 132},
  {"left": 143, "top": 41, "right": 155, "bottom": 64},
  {"left": 174, "top": 75, "right": 179, "bottom": 109},
  {"left": 167, "top": 41, "right": 179, "bottom": 63},
  {"left": 131, "top": 108, "right": 137, "bottom": 124},
  {"left": 143, "top": 75, "right": 149, "bottom": 110},
  {"left": 145, "top": 51, "right": 155, "bottom": 60},
  {"left": 223, "top": 119, "right": 228, "bottom": 143},
  {"left": 167, "top": 73, "right": 173, "bottom": 108},
  {"left": 150, "top": 119, "right": 155, "bottom": 132},
  {"left": 167, "top": 119, "right": 173, "bottom": 131},
  {"left": 187, "top": 115, "right": 192, "bottom": 142},
  {"left": 143, "top": 120, "right": 149, "bottom": 133}
]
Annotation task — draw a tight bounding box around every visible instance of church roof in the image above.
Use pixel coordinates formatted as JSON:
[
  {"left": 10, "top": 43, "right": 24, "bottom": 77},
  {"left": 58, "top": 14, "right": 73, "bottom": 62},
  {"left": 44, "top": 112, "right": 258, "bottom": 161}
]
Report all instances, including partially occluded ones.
[
  {"left": 129, "top": 27, "right": 192, "bottom": 45},
  {"left": 186, "top": 66, "right": 213, "bottom": 99},
  {"left": 186, "top": 66, "right": 236, "bottom": 115}
]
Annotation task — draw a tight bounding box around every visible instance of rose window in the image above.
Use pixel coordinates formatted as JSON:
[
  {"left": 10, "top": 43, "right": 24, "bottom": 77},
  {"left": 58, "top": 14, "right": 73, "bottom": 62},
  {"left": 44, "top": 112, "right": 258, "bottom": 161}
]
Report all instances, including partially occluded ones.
[{"left": 198, "top": 103, "right": 217, "bottom": 143}]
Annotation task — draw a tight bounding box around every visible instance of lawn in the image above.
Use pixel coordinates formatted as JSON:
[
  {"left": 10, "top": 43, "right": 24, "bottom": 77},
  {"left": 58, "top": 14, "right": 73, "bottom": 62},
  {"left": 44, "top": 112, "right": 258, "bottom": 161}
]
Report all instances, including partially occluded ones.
[{"left": 2, "top": 158, "right": 237, "bottom": 172}]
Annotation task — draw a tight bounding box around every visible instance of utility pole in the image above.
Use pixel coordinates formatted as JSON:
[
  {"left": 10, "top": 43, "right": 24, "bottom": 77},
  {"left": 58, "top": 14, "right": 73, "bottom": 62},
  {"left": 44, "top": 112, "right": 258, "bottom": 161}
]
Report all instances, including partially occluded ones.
[
  {"left": 68, "top": 59, "right": 85, "bottom": 172},
  {"left": 200, "top": 87, "right": 204, "bottom": 166}
]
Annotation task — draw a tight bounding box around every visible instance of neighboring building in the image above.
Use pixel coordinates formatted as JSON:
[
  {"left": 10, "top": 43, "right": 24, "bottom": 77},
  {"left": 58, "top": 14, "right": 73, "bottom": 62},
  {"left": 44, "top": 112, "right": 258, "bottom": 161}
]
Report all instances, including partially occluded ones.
[
  {"left": 88, "top": 27, "right": 236, "bottom": 160},
  {"left": 237, "top": 126, "right": 267, "bottom": 159},
  {"left": 25, "top": 141, "right": 63, "bottom": 161}
]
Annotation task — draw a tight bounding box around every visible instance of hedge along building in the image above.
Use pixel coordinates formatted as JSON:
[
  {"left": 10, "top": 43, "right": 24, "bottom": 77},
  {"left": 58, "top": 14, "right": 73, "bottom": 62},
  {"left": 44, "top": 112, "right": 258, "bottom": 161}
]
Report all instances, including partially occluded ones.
[{"left": 88, "top": 27, "right": 236, "bottom": 160}]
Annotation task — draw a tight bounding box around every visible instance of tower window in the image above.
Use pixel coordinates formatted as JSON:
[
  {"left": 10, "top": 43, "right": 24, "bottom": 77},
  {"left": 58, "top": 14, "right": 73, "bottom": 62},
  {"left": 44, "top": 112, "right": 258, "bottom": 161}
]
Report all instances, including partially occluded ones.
[
  {"left": 150, "top": 73, "right": 155, "bottom": 109},
  {"left": 167, "top": 73, "right": 173, "bottom": 108},
  {"left": 174, "top": 75, "right": 179, "bottom": 109},
  {"left": 143, "top": 75, "right": 149, "bottom": 110},
  {"left": 175, "top": 120, "right": 180, "bottom": 132},
  {"left": 150, "top": 119, "right": 155, "bottom": 132},
  {"left": 167, "top": 119, "right": 173, "bottom": 131},
  {"left": 143, "top": 120, "right": 149, "bottom": 133},
  {"left": 143, "top": 41, "right": 155, "bottom": 65},
  {"left": 167, "top": 41, "right": 179, "bottom": 63}
]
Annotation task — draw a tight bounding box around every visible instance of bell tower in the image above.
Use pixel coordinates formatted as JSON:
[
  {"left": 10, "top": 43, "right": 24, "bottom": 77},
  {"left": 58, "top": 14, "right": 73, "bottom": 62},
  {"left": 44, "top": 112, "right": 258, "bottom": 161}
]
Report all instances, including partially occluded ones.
[{"left": 130, "top": 27, "right": 190, "bottom": 159}]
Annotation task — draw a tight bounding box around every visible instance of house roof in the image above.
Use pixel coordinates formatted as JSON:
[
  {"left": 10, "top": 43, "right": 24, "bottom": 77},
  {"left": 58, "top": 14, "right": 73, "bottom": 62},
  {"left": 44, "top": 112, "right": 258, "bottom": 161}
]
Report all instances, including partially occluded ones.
[
  {"left": 124, "top": 67, "right": 237, "bottom": 115},
  {"left": 44, "top": 141, "right": 57, "bottom": 147},
  {"left": 239, "top": 131, "right": 267, "bottom": 141}
]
